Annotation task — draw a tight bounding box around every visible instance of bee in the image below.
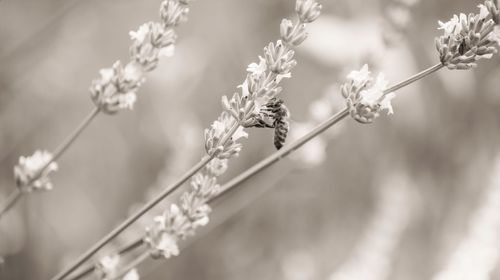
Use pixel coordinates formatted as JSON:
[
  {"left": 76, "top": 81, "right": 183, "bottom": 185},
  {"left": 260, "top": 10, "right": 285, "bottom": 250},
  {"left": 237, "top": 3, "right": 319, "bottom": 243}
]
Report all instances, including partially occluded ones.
[{"left": 244, "top": 98, "right": 290, "bottom": 150}]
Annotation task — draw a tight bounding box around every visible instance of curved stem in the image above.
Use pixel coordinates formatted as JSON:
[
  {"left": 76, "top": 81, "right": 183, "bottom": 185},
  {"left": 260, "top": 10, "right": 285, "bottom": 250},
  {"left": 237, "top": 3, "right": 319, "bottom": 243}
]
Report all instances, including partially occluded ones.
[{"left": 0, "top": 189, "right": 22, "bottom": 219}]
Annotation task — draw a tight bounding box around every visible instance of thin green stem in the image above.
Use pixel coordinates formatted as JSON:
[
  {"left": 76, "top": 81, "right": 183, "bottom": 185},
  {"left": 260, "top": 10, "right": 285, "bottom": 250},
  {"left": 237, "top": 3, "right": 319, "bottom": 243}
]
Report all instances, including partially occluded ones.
[
  {"left": 0, "top": 189, "right": 22, "bottom": 219},
  {"left": 0, "top": 107, "right": 100, "bottom": 220}
]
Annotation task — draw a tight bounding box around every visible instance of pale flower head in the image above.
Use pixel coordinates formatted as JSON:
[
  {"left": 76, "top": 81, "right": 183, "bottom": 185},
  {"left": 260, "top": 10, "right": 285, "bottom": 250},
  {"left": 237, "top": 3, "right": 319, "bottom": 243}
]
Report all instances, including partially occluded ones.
[
  {"left": 129, "top": 23, "right": 150, "bottom": 44},
  {"left": 247, "top": 56, "right": 267, "bottom": 75},
  {"left": 232, "top": 126, "right": 248, "bottom": 141},
  {"left": 347, "top": 64, "right": 371, "bottom": 86},
  {"left": 159, "top": 45, "right": 175, "bottom": 58},
  {"left": 116, "top": 92, "right": 137, "bottom": 110},
  {"left": 206, "top": 158, "right": 229, "bottom": 177},
  {"left": 144, "top": 213, "right": 180, "bottom": 259},
  {"left": 342, "top": 65, "right": 394, "bottom": 123},
  {"left": 155, "top": 232, "right": 179, "bottom": 258},
  {"left": 95, "top": 254, "right": 120, "bottom": 280},
  {"left": 490, "top": 25, "right": 500, "bottom": 45},
  {"left": 122, "top": 269, "right": 140, "bottom": 280},
  {"left": 437, "top": 14, "right": 463, "bottom": 35},
  {"left": 479, "top": 4, "right": 491, "bottom": 20},
  {"left": 359, "top": 73, "right": 392, "bottom": 114},
  {"left": 436, "top": 9, "right": 498, "bottom": 69},
  {"left": 99, "top": 68, "right": 115, "bottom": 84},
  {"left": 90, "top": 61, "right": 143, "bottom": 114},
  {"left": 14, "top": 150, "right": 58, "bottom": 192}
]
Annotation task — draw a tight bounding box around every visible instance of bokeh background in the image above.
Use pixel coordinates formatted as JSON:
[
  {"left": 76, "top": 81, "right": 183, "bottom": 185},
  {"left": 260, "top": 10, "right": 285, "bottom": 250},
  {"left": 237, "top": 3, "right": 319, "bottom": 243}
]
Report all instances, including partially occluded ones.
[{"left": 1, "top": 0, "right": 500, "bottom": 279}]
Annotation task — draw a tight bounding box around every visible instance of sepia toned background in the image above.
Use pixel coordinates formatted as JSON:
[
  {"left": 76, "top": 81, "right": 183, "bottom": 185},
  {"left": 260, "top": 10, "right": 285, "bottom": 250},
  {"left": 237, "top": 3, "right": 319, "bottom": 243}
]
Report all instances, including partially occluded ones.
[{"left": 1, "top": 0, "right": 500, "bottom": 279}]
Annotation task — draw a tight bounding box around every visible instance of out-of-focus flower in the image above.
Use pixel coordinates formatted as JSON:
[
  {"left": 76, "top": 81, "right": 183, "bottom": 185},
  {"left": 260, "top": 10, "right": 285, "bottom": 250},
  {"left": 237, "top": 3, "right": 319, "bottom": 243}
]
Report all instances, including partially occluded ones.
[
  {"left": 95, "top": 254, "right": 140, "bottom": 280},
  {"left": 436, "top": 2, "right": 498, "bottom": 70},
  {"left": 129, "top": 22, "right": 177, "bottom": 71},
  {"left": 14, "top": 150, "right": 58, "bottom": 192},
  {"left": 89, "top": 0, "right": 190, "bottom": 115},
  {"left": 144, "top": 209, "right": 181, "bottom": 259},
  {"left": 341, "top": 64, "right": 393, "bottom": 124},
  {"left": 122, "top": 269, "right": 139, "bottom": 280},
  {"left": 90, "top": 61, "right": 143, "bottom": 114},
  {"left": 160, "top": 0, "right": 190, "bottom": 27},
  {"left": 205, "top": 158, "right": 228, "bottom": 177},
  {"left": 295, "top": 0, "right": 322, "bottom": 23},
  {"left": 95, "top": 255, "right": 120, "bottom": 279}
]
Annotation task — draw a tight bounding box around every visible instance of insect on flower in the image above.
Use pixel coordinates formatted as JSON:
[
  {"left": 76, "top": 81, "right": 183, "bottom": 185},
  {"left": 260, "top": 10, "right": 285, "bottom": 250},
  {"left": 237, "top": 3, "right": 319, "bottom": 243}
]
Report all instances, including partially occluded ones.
[{"left": 243, "top": 98, "right": 291, "bottom": 150}]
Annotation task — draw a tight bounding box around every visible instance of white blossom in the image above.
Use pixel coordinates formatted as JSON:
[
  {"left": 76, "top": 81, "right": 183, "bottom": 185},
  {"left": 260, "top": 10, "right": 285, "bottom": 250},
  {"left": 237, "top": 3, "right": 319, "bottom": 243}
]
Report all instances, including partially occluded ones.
[
  {"left": 14, "top": 150, "right": 58, "bottom": 192},
  {"left": 144, "top": 212, "right": 180, "bottom": 259},
  {"left": 95, "top": 255, "right": 133, "bottom": 280},
  {"left": 359, "top": 73, "right": 393, "bottom": 114},
  {"left": 247, "top": 57, "right": 267, "bottom": 75},
  {"left": 436, "top": 6, "right": 498, "bottom": 70},
  {"left": 347, "top": 64, "right": 371, "bottom": 86},
  {"left": 122, "top": 269, "right": 140, "bottom": 280},
  {"left": 342, "top": 65, "right": 394, "bottom": 123},
  {"left": 159, "top": 44, "right": 175, "bottom": 58},
  {"left": 232, "top": 126, "right": 248, "bottom": 141},
  {"left": 438, "top": 14, "right": 465, "bottom": 36},
  {"left": 129, "top": 24, "right": 150, "bottom": 44},
  {"left": 206, "top": 158, "right": 228, "bottom": 177}
]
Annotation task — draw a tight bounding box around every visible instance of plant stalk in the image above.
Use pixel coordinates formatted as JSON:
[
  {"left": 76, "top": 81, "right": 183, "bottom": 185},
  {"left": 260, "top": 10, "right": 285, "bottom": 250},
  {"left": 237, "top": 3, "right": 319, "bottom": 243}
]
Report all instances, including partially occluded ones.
[
  {"left": 55, "top": 62, "right": 444, "bottom": 280},
  {"left": 0, "top": 189, "right": 22, "bottom": 218},
  {"left": 0, "top": 107, "right": 100, "bottom": 219},
  {"left": 66, "top": 238, "right": 144, "bottom": 280}
]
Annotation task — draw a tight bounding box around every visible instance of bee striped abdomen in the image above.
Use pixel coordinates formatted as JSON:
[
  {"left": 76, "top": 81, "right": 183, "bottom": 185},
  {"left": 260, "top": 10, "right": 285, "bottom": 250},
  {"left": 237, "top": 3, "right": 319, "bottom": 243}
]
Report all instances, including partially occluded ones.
[{"left": 273, "top": 115, "right": 289, "bottom": 150}]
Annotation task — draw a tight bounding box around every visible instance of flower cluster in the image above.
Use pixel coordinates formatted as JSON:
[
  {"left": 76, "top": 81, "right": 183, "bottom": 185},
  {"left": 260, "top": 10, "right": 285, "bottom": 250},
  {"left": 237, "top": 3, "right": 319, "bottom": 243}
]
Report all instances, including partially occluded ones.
[
  {"left": 94, "top": 255, "right": 139, "bottom": 280},
  {"left": 143, "top": 165, "right": 222, "bottom": 259},
  {"left": 145, "top": 0, "right": 322, "bottom": 263},
  {"left": 210, "top": 0, "right": 321, "bottom": 156},
  {"left": 341, "top": 65, "right": 394, "bottom": 124},
  {"left": 14, "top": 150, "right": 58, "bottom": 192},
  {"left": 436, "top": 0, "right": 499, "bottom": 70},
  {"left": 204, "top": 111, "right": 248, "bottom": 159},
  {"left": 90, "top": 0, "right": 188, "bottom": 114}
]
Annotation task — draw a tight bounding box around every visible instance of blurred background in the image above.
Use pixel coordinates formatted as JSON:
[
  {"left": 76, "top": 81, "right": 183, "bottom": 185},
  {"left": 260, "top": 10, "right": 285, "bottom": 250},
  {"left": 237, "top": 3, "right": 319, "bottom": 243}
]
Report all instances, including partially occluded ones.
[{"left": 1, "top": 0, "right": 500, "bottom": 279}]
